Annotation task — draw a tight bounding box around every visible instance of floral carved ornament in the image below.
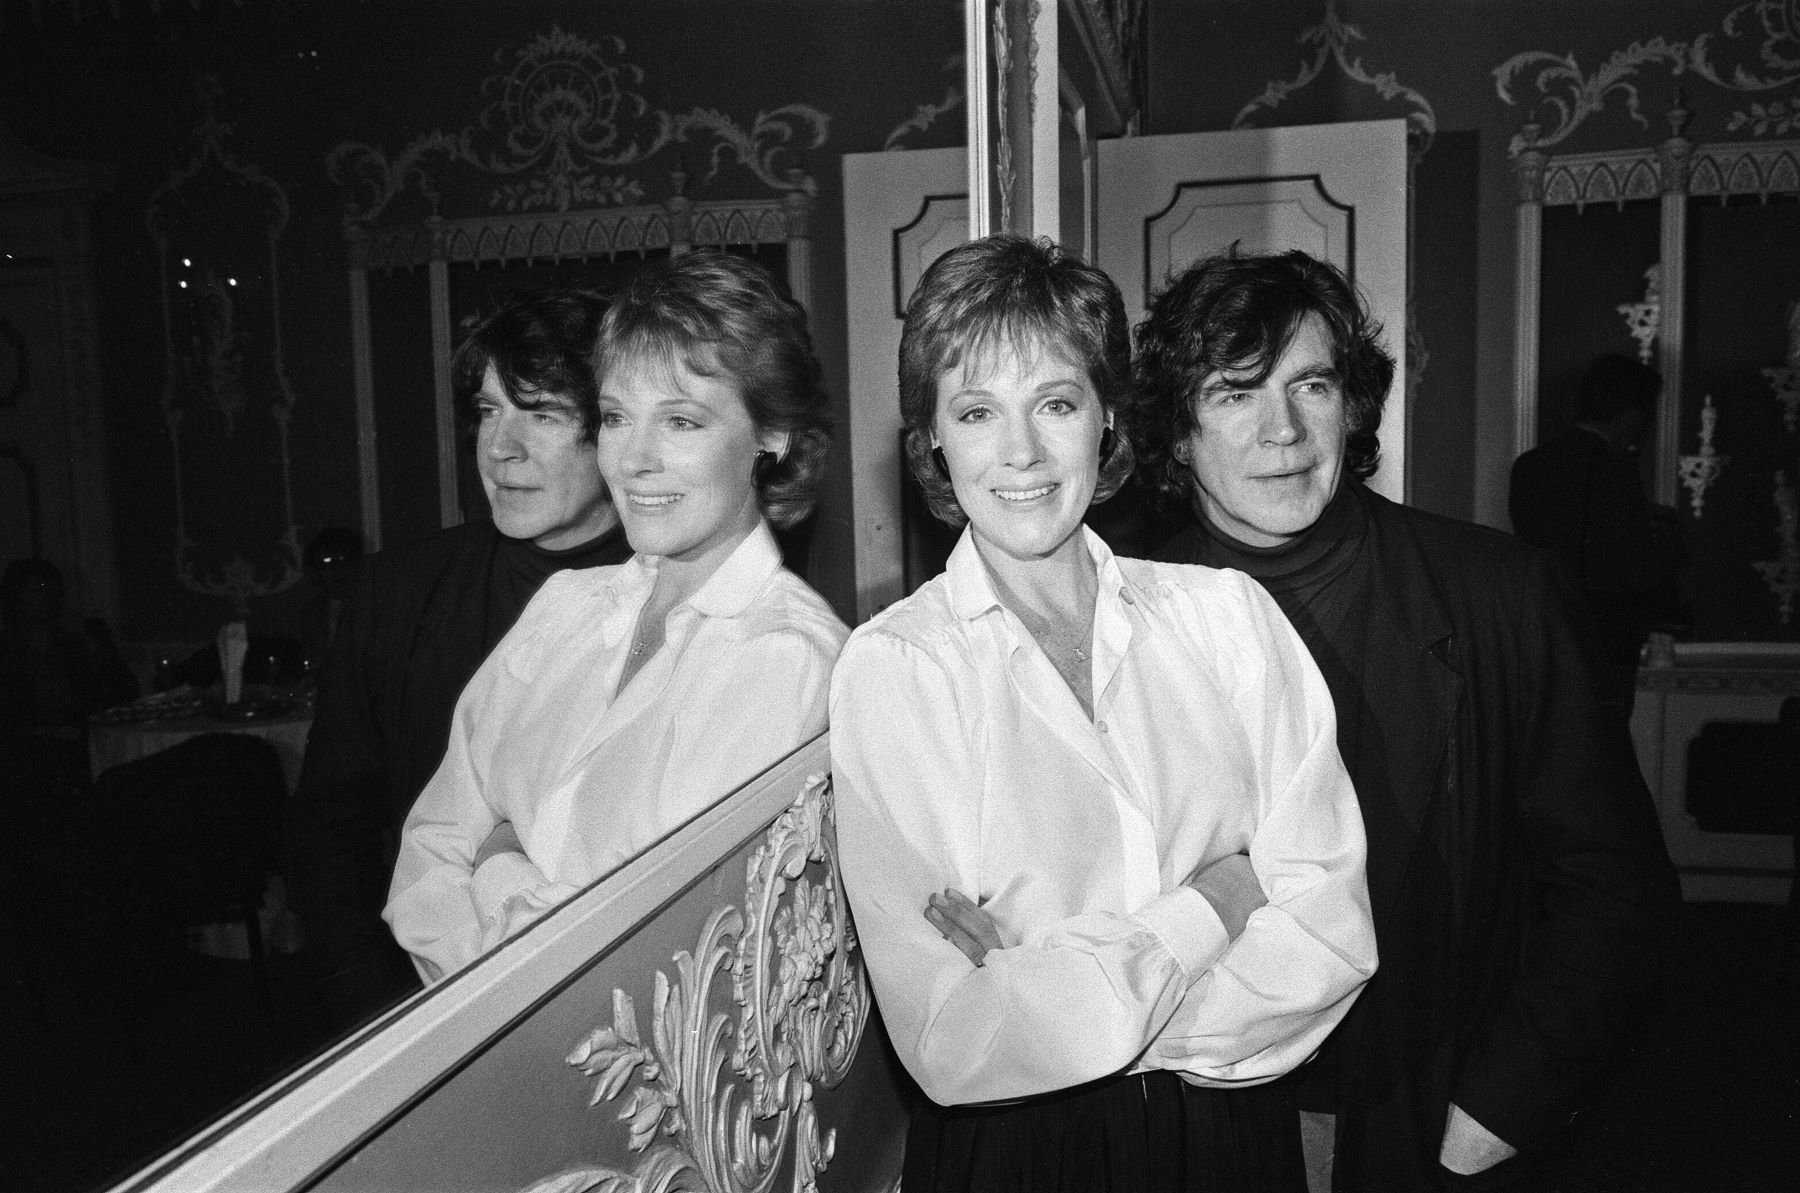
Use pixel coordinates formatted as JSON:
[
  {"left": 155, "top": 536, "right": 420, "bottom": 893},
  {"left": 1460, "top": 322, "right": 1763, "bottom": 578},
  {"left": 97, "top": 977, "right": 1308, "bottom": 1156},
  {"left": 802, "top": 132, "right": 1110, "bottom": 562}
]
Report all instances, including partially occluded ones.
[
  {"left": 522, "top": 773, "right": 870, "bottom": 1193},
  {"left": 1494, "top": 0, "right": 1800, "bottom": 154},
  {"left": 328, "top": 26, "right": 830, "bottom": 223}
]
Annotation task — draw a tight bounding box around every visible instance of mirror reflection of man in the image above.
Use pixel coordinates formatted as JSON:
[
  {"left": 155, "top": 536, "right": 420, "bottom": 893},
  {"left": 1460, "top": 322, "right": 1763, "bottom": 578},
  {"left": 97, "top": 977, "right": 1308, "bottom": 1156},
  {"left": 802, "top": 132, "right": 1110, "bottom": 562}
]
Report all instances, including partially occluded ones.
[
  {"left": 287, "top": 290, "right": 630, "bottom": 1031},
  {"left": 1136, "top": 250, "right": 1677, "bottom": 1192},
  {"left": 1509, "top": 354, "right": 1685, "bottom": 718}
]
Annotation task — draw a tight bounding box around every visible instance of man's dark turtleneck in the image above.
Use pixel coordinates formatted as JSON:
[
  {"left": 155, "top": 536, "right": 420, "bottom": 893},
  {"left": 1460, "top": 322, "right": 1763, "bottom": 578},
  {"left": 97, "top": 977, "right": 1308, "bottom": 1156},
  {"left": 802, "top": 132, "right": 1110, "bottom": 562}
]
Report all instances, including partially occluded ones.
[
  {"left": 484, "top": 518, "right": 631, "bottom": 649},
  {"left": 1154, "top": 480, "right": 1391, "bottom": 1106},
  {"left": 1154, "top": 480, "right": 1373, "bottom": 699}
]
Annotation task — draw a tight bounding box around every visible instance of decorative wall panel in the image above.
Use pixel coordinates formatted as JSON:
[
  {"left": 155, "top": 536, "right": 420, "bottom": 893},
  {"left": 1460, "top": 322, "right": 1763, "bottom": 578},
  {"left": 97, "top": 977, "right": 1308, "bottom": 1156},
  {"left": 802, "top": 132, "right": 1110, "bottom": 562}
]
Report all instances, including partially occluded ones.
[
  {"left": 146, "top": 78, "right": 300, "bottom": 615},
  {"left": 328, "top": 27, "right": 828, "bottom": 224},
  {"left": 1495, "top": 0, "right": 1800, "bottom": 153}
]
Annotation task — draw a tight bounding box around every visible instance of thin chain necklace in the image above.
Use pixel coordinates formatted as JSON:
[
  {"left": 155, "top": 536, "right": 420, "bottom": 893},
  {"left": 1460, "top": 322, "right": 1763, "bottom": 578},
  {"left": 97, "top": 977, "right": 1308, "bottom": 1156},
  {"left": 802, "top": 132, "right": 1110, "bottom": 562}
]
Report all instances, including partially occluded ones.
[
  {"left": 629, "top": 614, "right": 666, "bottom": 658},
  {"left": 1011, "top": 601, "right": 1096, "bottom": 672}
]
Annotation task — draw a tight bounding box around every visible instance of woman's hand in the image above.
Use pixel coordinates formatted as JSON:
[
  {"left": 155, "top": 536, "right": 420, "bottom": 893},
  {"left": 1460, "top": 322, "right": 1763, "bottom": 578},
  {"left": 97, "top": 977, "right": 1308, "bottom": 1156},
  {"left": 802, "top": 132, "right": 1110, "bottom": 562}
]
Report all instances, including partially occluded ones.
[
  {"left": 473, "top": 820, "right": 524, "bottom": 869},
  {"left": 1185, "top": 852, "right": 1267, "bottom": 940},
  {"left": 925, "top": 888, "right": 1003, "bottom": 967}
]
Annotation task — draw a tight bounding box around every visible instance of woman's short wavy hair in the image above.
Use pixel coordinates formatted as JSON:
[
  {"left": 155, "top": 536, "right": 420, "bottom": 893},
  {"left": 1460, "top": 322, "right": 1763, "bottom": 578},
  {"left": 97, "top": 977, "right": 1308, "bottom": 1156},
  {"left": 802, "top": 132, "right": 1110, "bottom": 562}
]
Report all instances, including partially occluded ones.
[
  {"left": 1133, "top": 248, "right": 1394, "bottom": 507},
  {"left": 592, "top": 250, "right": 831, "bottom": 530},
  {"left": 898, "top": 234, "right": 1136, "bottom": 527},
  {"left": 452, "top": 289, "right": 610, "bottom": 442}
]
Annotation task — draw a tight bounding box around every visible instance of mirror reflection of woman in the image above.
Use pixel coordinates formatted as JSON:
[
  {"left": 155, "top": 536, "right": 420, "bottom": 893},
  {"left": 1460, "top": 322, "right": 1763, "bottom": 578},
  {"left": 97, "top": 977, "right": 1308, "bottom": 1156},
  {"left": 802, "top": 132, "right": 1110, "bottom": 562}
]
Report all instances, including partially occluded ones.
[
  {"left": 830, "top": 235, "right": 1377, "bottom": 1191},
  {"left": 385, "top": 252, "right": 848, "bottom": 983}
]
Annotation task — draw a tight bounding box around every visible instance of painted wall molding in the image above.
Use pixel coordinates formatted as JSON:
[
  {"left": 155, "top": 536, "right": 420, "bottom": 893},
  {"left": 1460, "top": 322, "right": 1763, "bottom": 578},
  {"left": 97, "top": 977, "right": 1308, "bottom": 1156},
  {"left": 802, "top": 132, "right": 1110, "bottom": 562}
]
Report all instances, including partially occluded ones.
[
  {"left": 1229, "top": 0, "right": 1436, "bottom": 394},
  {"left": 147, "top": 77, "right": 301, "bottom": 614},
  {"left": 1231, "top": 0, "right": 1438, "bottom": 154},
  {"left": 1495, "top": 0, "right": 1800, "bottom": 154},
  {"left": 327, "top": 26, "right": 829, "bottom": 225}
]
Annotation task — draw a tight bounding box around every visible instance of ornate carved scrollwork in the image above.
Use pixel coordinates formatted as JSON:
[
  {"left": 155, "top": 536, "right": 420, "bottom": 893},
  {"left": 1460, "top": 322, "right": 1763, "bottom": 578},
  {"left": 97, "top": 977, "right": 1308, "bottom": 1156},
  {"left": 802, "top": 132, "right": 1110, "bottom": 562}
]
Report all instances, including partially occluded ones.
[
  {"left": 147, "top": 77, "right": 302, "bottom": 614},
  {"left": 1765, "top": 299, "right": 1800, "bottom": 433},
  {"left": 1617, "top": 265, "right": 1663, "bottom": 366},
  {"left": 1754, "top": 470, "right": 1800, "bottom": 624},
  {"left": 1232, "top": 0, "right": 1438, "bottom": 156},
  {"left": 524, "top": 772, "right": 869, "bottom": 1193},
  {"left": 328, "top": 27, "right": 828, "bottom": 225},
  {"left": 1678, "top": 394, "right": 1730, "bottom": 517},
  {"left": 1494, "top": 1, "right": 1800, "bottom": 154}
]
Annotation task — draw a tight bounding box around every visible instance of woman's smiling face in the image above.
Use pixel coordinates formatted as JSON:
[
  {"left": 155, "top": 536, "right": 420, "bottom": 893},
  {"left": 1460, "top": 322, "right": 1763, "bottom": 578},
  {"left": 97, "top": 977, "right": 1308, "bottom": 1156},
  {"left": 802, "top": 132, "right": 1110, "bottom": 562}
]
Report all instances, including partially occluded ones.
[
  {"left": 933, "top": 336, "right": 1106, "bottom": 567},
  {"left": 595, "top": 354, "right": 779, "bottom": 571}
]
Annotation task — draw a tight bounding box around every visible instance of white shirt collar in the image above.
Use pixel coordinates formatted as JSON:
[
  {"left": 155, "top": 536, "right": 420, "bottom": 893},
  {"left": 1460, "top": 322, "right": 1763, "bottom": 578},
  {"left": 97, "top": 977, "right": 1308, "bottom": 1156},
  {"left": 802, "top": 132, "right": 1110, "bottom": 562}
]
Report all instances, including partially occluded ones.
[
  {"left": 943, "top": 523, "right": 1131, "bottom": 623},
  {"left": 615, "top": 518, "right": 785, "bottom": 621}
]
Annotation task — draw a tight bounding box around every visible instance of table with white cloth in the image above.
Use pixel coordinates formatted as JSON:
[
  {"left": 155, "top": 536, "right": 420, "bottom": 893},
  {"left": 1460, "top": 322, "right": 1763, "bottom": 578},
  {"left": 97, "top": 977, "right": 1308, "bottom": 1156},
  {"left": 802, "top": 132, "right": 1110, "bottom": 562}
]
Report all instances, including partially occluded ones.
[
  {"left": 87, "top": 691, "right": 314, "bottom": 956},
  {"left": 88, "top": 700, "right": 313, "bottom": 792}
]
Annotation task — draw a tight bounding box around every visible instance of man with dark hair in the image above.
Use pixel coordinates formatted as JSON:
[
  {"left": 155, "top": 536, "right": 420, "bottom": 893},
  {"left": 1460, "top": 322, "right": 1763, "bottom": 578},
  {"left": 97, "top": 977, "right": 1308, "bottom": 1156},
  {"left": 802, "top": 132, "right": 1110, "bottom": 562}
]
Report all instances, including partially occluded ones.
[
  {"left": 1135, "top": 249, "right": 1678, "bottom": 1191},
  {"left": 1510, "top": 354, "right": 1684, "bottom": 716},
  {"left": 287, "top": 288, "right": 630, "bottom": 1029}
]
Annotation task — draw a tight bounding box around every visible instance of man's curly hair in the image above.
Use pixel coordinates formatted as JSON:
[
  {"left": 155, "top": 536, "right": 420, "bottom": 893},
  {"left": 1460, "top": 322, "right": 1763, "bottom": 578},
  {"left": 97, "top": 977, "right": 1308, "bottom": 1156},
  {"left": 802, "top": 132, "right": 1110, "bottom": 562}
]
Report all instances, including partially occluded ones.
[{"left": 1133, "top": 249, "right": 1394, "bottom": 509}]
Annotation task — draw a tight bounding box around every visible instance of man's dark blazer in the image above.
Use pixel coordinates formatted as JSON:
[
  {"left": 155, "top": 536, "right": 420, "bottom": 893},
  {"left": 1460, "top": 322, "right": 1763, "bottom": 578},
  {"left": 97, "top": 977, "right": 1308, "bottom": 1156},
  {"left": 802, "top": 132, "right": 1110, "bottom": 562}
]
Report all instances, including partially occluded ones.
[
  {"left": 1163, "top": 485, "right": 1678, "bottom": 1190},
  {"left": 284, "top": 519, "right": 629, "bottom": 1023}
]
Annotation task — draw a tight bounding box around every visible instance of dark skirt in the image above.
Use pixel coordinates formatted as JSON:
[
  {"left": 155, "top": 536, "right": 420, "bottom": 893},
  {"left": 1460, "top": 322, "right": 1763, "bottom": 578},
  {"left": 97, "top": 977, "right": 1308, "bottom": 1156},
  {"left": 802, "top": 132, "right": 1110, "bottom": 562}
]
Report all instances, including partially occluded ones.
[{"left": 903, "top": 1070, "right": 1307, "bottom": 1193}]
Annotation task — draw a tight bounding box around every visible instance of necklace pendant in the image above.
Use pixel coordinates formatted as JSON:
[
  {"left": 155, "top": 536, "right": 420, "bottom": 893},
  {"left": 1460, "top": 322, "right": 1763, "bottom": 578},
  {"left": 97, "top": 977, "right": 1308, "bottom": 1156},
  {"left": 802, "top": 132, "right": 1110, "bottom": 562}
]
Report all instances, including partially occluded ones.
[
  {"left": 1072, "top": 645, "right": 1088, "bottom": 662},
  {"left": 629, "top": 641, "right": 646, "bottom": 658}
]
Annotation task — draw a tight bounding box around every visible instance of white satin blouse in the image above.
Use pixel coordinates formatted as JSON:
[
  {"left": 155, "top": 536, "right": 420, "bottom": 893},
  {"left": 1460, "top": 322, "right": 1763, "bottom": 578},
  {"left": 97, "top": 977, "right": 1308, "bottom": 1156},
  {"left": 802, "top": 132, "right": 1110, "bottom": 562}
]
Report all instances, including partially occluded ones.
[
  {"left": 385, "top": 522, "right": 847, "bottom": 983},
  {"left": 829, "top": 527, "right": 1376, "bottom": 1107}
]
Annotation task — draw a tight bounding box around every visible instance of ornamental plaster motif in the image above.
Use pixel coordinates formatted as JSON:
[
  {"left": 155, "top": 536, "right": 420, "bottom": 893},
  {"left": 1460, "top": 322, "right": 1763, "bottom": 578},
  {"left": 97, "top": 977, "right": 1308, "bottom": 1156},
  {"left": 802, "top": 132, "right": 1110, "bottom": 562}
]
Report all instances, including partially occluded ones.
[
  {"left": 328, "top": 26, "right": 829, "bottom": 224},
  {"left": 1232, "top": 0, "right": 1438, "bottom": 156},
  {"left": 1494, "top": 0, "right": 1800, "bottom": 155},
  {"left": 884, "top": 56, "right": 965, "bottom": 151},
  {"left": 523, "top": 773, "right": 868, "bottom": 1193},
  {"left": 1231, "top": 0, "right": 1436, "bottom": 390},
  {"left": 1618, "top": 265, "right": 1664, "bottom": 366},
  {"left": 146, "top": 77, "right": 301, "bottom": 614},
  {"left": 992, "top": 3, "right": 1016, "bottom": 233},
  {"left": 1678, "top": 394, "right": 1730, "bottom": 517},
  {"left": 1753, "top": 469, "right": 1800, "bottom": 623},
  {"left": 1765, "top": 298, "right": 1800, "bottom": 432}
]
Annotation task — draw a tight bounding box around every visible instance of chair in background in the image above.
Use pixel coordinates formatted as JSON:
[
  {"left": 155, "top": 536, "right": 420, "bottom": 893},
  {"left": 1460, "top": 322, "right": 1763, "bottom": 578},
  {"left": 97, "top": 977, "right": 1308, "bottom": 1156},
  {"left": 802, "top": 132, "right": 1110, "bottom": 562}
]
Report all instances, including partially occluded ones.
[{"left": 96, "top": 732, "right": 287, "bottom": 1005}]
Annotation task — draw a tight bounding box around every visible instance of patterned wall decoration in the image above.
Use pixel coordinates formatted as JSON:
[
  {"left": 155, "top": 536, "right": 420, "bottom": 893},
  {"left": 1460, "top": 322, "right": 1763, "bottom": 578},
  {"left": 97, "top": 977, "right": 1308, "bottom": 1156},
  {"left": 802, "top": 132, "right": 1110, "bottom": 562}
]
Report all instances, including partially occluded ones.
[
  {"left": 1617, "top": 265, "right": 1663, "bottom": 366},
  {"left": 885, "top": 55, "right": 964, "bottom": 151},
  {"left": 523, "top": 773, "right": 869, "bottom": 1193},
  {"left": 328, "top": 26, "right": 830, "bottom": 225},
  {"left": 1231, "top": 0, "right": 1437, "bottom": 154},
  {"left": 1678, "top": 394, "right": 1729, "bottom": 517},
  {"left": 146, "top": 77, "right": 302, "bottom": 615},
  {"left": 1754, "top": 469, "right": 1800, "bottom": 621},
  {"left": 1767, "top": 298, "right": 1800, "bottom": 430},
  {"left": 1229, "top": 0, "right": 1438, "bottom": 388},
  {"left": 1494, "top": 0, "right": 1800, "bottom": 153}
]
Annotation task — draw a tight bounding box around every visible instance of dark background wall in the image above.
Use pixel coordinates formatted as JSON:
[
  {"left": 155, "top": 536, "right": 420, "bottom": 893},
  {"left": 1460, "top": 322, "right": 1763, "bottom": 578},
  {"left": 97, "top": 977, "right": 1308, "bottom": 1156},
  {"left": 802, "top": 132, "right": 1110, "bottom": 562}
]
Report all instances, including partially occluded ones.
[
  {"left": 4, "top": 0, "right": 1798, "bottom": 652},
  {"left": 1144, "top": 0, "right": 1800, "bottom": 641},
  {"left": 0, "top": 0, "right": 962, "bottom": 654}
]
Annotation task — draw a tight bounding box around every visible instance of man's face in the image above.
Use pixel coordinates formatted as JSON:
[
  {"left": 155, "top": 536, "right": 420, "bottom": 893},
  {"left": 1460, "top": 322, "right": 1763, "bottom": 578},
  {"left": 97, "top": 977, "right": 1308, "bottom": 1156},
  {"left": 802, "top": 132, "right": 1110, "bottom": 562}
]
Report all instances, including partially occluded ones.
[
  {"left": 474, "top": 365, "right": 615, "bottom": 550},
  {"left": 1177, "top": 312, "right": 1348, "bottom": 548}
]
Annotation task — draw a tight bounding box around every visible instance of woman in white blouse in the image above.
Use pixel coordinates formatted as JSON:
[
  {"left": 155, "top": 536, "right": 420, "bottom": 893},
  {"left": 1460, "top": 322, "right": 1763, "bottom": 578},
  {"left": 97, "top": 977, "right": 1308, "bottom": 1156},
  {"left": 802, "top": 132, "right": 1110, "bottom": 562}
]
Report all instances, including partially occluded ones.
[
  {"left": 830, "top": 235, "right": 1376, "bottom": 1191},
  {"left": 386, "top": 254, "right": 848, "bottom": 983}
]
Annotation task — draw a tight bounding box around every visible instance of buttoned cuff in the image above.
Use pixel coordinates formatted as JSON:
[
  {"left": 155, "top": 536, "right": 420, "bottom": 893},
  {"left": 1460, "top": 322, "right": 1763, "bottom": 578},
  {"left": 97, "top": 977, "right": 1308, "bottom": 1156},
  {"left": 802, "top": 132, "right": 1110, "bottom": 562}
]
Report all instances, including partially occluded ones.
[{"left": 1135, "top": 885, "right": 1229, "bottom": 981}]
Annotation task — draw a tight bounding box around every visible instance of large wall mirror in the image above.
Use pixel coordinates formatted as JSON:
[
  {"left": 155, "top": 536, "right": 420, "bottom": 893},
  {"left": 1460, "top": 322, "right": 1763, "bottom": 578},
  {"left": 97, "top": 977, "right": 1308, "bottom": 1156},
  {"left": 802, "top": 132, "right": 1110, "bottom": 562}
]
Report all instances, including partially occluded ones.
[{"left": 1, "top": 3, "right": 963, "bottom": 1190}]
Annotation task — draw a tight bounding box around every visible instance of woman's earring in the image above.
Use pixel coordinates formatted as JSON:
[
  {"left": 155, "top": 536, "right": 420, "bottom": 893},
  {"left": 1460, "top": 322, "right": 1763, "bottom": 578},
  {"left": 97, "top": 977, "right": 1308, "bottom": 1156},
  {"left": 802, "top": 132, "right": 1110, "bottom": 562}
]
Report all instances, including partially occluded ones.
[
  {"left": 931, "top": 445, "right": 951, "bottom": 482},
  {"left": 753, "top": 450, "right": 775, "bottom": 484},
  {"left": 1098, "top": 426, "right": 1116, "bottom": 466}
]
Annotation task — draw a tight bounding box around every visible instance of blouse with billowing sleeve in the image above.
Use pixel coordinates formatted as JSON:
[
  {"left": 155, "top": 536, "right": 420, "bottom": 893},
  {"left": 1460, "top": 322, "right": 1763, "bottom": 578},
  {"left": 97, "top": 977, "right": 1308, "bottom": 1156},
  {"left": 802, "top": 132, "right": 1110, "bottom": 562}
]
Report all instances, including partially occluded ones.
[
  {"left": 829, "top": 527, "right": 1376, "bottom": 1108},
  {"left": 385, "top": 522, "right": 848, "bottom": 983}
]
